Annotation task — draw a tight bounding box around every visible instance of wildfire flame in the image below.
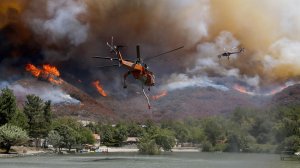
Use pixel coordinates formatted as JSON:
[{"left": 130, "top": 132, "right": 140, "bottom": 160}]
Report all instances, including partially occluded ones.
[
  {"left": 152, "top": 90, "right": 168, "bottom": 100},
  {"left": 92, "top": 80, "right": 107, "bottom": 97},
  {"left": 233, "top": 83, "right": 295, "bottom": 96},
  {"left": 25, "top": 63, "right": 63, "bottom": 85},
  {"left": 233, "top": 84, "right": 255, "bottom": 95}
]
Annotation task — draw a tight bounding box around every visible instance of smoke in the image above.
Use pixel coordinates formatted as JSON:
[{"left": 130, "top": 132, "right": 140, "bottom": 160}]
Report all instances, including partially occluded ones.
[
  {"left": 0, "top": 81, "right": 80, "bottom": 104},
  {"left": 28, "top": 0, "right": 89, "bottom": 46},
  {"left": 1, "top": 0, "right": 300, "bottom": 97},
  {"left": 161, "top": 73, "right": 229, "bottom": 91},
  {"left": 208, "top": 0, "right": 300, "bottom": 84}
]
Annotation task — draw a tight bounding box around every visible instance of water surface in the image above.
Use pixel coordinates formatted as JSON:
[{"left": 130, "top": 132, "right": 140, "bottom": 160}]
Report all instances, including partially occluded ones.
[{"left": 0, "top": 152, "right": 299, "bottom": 168}]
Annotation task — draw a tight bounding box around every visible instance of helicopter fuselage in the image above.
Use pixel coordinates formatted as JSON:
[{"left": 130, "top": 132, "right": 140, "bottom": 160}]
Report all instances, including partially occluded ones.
[{"left": 121, "top": 59, "right": 155, "bottom": 86}]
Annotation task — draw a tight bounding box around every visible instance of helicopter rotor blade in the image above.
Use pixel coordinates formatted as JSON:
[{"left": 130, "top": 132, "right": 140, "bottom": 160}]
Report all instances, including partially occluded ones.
[
  {"left": 125, "top": 59, "right": 135, "bottom": 62},
  {"left": 92, "top": 56, "right": 118, "bottom": 61},
  {"left": 96, "top": 64, "right": 119, "bottom": 68},
  {"left": 144, "top": 46, "right": 184, "bottom": 61},
  {"left": 136, "top": 45, "right": 141, "bottom": 63}
]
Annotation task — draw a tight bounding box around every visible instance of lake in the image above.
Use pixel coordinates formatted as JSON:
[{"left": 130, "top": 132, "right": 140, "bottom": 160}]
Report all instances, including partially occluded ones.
[{"left": 0, "top": 152, "right": 299, "bottom": 168}]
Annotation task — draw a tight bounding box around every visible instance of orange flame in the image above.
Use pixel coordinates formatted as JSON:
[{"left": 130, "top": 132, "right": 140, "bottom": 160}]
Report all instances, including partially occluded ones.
[
  {"left": 233, "top": 84, "right": 255, "bottom": 95},
  {"left": 92, "top": 80, "right": 107, "bottom": 97},
  {"left": 268, "top": 85, "right": 290, "bottom": 95},
  {"left": 152, "top": 90, "right": 167, "bottom": 100},
  {"left": 233, "top": 83, "right": 295, "bottom": 96},
  {"left": 43, "top": 64, "right": 60, "bottom": 76},
  {"left": 25, "top": 64, "right": 41, "bottom": 77},
  {"left": 25, "top": 63, "right": 62, "bottom": 85}
]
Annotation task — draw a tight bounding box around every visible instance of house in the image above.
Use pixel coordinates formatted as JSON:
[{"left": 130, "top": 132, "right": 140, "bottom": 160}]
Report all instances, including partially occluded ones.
[
  {"left": 93, "top": 134, "right": 101, "bottom": 147},
  {"left": 123, "top": 137, "right": 139, "bottom": 145}
]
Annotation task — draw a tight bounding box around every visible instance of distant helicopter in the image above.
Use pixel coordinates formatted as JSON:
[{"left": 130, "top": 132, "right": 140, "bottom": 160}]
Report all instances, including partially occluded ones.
[
  {"left": 218, "top": 47, "right": 244, "bottom": 60},
  {"left": 92, "top": 37, "right": 183, "bottom": 109}
]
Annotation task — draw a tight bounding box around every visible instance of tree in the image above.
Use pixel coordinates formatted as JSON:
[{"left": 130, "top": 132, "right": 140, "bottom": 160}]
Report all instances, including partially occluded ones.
[
  {"left": 100, "top": 125, "right": 115, "bottom": 146},
  {"left": 154, "top": 129, "right": 176, "bottom": 151},
  {"left": 202, "top": 117, "right": 223, "bottom": 146},
  {"left": 277, "top": 135, "right": 300, "bottom": 153},
  {"left": 0, "top": 88, "right": 17, "bottom": 126},
  {"left": 127, "top": 123, "right": 144, "bottom": 137},
  {"left": 9, "top": 109, "right": 28, "bottom": 130},
  {"left": 23, "top": 95, "right": 45, "bottom": 139},
  {"left": 78, "top": 128, "right": 95, "bottom": 145},
  {"left": 225, "top": 132, "right": 247, "bottom": 152},
  {"left": 54, "top": 125, "right": 78, "bottom": 151},
  {"left": 250, "top": 117, "right": 272, "bottom": 144},
  {"left": 52, "top": 117, "right": 81, "bottom": 131},
  {"left": 24, "top": 95, "right": 53, "bottom": 147},
  {"left": 0, "top": 124, "right": 28, "bottom": 153},
  {"left": 189, "top": 127, "right": 205, "bottom": 144},
  {"left": 113, "top": 124, "right": 128, "bottom": 147},
  {"left": 137, "top": 133, "right": 160, "bottom": 155},
  {"left": 43, "top": 100, "right": 52, "bottom": 137},
  {"left": 47, "top": 130, "right": 62, "bottom": 152},
  {"left": 137, "top": 124, "right": 176, "bottom": 154},
  {"left": 162, "top": 121, "right": 190, "bottom": 145}
]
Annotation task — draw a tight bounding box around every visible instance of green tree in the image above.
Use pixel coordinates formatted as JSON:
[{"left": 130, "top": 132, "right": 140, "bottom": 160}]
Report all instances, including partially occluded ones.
[
  {"left": 78, "top": 128, "right": 95, "bottom": 145},
  {"left": 86, "top": 123, "right": 99, "bottom": 134},
  {"left": 127, "top": 123, "right": 144, "bottom": 137},
  {"left": 52, "top": 117, "right": 95, "bottom": 150},
  {"left": 273, "top": 105, "right": 300, "bottom": 151},
  {"left": 24, "top": 95, "right": 53, "bottom": 147},
  {"left": 189, "top": 127, "right": 205, "bottom": 144},
  {"left": 202, "top": 117, "right": 223, "bottom": 146},
  {"left": 113, "top": 124, "right": 128, "bottom": 147},
  {"left": 52, "top": 117, "right": 81, "bottom": 131},
  {"left": 225, "top": 131, "right": 253, "bottom": 152},
  {"left": 137, "top": 123, "right": 176, "bottom": 154},
  {"left": 162, "top": 121, "right": 190, "bottom": 145},
  {"left": 100, "top": 125, "right": 114, "bottom": 146},
  {"left": 0, "top": 124, "right": 28, "bottom": 153},
  {"left": 43, "top": 100, "right": 52, "bottom": 137},
  {"left": 54, "top": 125, "right": 78, "bottom": 151},
  {"left": 202, "top": 141, "right": 213, "bottom": 152},
  {"left": 9, "top": 109, "right": 29, "bottom": 130},
  {"left": 23, "top": 95, "right": 45, "bottom": 139},
  {"left": 138, "top": 133, "right": 160, "bottom": 155},
  {"left": 154, "top": 129, "right": 176, "bottom": 151},
  {"left": 250, "top": 117, "right": 272, "bottom": 144},
  {"left": 47, "top": 130, "right": 62, "bottom": 152},
  {"left": 0, "top": 88, "right": 17, "bottom": 126}
]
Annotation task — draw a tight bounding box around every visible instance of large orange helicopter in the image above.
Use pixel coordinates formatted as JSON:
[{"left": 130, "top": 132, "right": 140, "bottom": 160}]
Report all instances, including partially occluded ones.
[{"left": 93, "top": 37, "right": 183, "bottom": 109}]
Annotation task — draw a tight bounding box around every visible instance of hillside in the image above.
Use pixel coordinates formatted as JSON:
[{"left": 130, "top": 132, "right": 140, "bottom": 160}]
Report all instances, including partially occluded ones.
[
  {"left": 13, "top": 78, "right": 116, "bottom": 121},
  {"left": 101, "top": 87, "right": 270, "bottom": 121},
  {"left": 272, "top": 84, "right": 300, "bottom": 106},
  {"left": 11, "top": 78, "right": 300, "bottom": 122}
]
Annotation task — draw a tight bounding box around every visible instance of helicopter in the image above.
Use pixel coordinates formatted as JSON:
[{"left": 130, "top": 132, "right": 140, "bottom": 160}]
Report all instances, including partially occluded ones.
[
  {"left": 92, "top": 37, "right": 184, "bottom": 109},
  {"left": 217, "top": 47, "right": 244, "bottom": 60}
]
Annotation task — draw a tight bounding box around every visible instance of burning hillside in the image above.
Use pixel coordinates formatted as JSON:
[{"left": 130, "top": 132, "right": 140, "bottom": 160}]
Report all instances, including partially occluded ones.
[
  {"left": 9, "top": 78, "right": 115, "bottom": 121},
  {"left": 272, "top": 84, "right": 300, "bottom": 107}
]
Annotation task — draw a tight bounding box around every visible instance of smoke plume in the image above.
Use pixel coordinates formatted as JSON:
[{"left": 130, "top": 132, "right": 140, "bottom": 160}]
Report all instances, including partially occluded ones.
[
  {"left": 0, "top": 81, "right": 80, "bottom": 104},
  {"left": 1, "top": 0, "right": 300, "bottom": 98}
]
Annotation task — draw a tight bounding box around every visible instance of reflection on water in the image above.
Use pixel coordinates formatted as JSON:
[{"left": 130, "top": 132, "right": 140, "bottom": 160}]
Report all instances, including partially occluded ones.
[{"left": 0, "top": 152, "right": 299, "bottom": 168}]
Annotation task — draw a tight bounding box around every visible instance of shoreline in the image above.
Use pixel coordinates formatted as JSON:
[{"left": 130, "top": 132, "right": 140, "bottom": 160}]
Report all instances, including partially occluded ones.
[
  {"left": 0, "top": 146, "right": 200, "bottom": 158},
  {"left": 96, "top": 146, "right": 199, "bottom": 153}
]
